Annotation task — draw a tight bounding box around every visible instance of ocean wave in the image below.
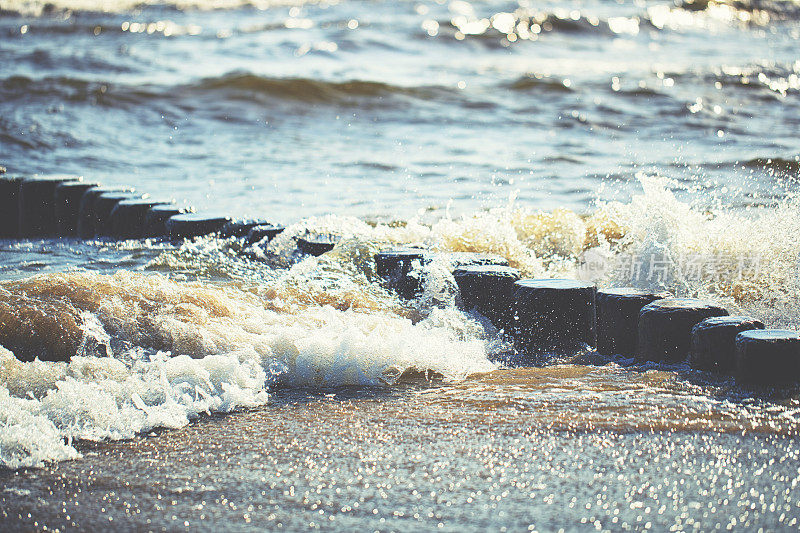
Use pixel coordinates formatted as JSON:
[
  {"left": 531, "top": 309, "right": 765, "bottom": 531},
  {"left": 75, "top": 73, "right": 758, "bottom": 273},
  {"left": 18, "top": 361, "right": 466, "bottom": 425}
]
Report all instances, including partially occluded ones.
[
  {"left": 506, "top": 75, "right": 574, "bottom": 93},
  {"left": 740, "top": 156, "right": 800, "bottom": 174},
  {"left": 691, "top": 155, "right": 800, "bottom": 175},
  {"left": 0, "top": 265, "right": 494, "bottom": 468},
  {"left": 431, "top": 11, "right": 619, "bottom": 45},
  {"left": 659, "top": 63, "right": 800, "bottom": 101},
  {"left": 0, "top": 72, "right": 454, "bottom": 109},
  {"left": 645, "top": 0, "right": 800, "bottom": 31},
  {"left": 0, "top": 347, "right": 269, "bottom": 469},
  {"left": 718, "top": 67, "right": 800, "bottom": 98},
  {"left": 4, "top": 0, "right": 799, "bottom": 29},
  {"left": 3, "top": 177, "right": 800, "bottom": 469},
  {"left": 187, "top": 72, "right": 443, "bottom": 103},
  {"left": 676, "top": 0, "right": 800, "bottom": 21},
  {"left": 429, "top": 0, "right": 800, "bottom": 47},
  {"left": 0, "top": 75, "right": 152, "bottom": 109}
]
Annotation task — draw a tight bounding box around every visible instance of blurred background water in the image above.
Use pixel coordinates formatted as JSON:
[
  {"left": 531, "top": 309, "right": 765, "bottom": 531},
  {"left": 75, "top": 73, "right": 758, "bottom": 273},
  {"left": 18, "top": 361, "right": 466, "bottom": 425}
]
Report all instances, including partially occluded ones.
[{"left": 2, "top": 0, "right": 799, "bottom": 218}]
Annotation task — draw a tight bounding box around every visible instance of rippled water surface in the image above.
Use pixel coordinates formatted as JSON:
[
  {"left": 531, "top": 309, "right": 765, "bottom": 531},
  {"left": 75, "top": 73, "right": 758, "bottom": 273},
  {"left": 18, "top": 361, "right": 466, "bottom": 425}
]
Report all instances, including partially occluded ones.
[
  {"left": 3, "top": 378, "right": 800, "bottom": 531},
  {"left": 2, "top": 0, "right": 800, "bottom": 529},
  {"left": 2, "top": 0, "right": 800, "bottom": 216}
]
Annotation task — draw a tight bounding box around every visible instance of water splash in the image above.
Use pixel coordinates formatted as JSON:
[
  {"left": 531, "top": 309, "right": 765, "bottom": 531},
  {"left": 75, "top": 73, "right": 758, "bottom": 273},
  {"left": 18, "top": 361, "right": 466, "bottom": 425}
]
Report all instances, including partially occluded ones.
[{"left": 3, "top": 176, "right": 800, "bottom": 468}]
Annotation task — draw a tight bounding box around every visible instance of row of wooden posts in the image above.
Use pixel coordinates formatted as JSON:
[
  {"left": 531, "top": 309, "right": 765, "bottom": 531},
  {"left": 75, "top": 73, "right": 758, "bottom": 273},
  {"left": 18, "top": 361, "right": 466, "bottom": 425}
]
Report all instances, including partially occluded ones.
[
  {"left": 0, "top": 173, "right": 292, "bottom": 244},
  {"left": 2, "top": 174, "right": 799, "bottom": 385},
  {"left": 374, "top": 250, "right": 800, "bottom": 387}
]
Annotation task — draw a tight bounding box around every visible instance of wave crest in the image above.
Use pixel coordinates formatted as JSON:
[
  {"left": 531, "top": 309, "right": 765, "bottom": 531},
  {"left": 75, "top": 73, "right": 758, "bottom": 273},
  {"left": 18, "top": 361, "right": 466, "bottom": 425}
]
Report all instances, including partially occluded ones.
[{"left": 0, "top": 72, "right": 449, "bottom": 109}]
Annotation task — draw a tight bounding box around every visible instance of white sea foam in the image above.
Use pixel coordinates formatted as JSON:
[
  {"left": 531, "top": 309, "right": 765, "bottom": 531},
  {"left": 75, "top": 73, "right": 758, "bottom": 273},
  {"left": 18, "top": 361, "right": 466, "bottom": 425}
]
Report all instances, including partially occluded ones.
[
  {"left": 3, "top": 176, "right": 800, "bottom": 469},
  {"left": 593, "top": 175, "right": 800, "bottom": 328},
  {"left": 0, "top": 268, "right": 494, "bottom": 469},
  {"left": 0, "top": 344, "right": 271, "bottom": 469}
]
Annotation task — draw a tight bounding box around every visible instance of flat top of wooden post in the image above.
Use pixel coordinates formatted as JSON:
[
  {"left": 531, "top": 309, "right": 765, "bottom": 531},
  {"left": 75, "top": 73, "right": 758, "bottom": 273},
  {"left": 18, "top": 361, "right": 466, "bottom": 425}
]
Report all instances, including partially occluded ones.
[
  {"left": 643, "top": 298, "right": 723, "bottom": 310},
  {"left": 515, "top": 279, "right": 595, "bottom": 290},
  {"left": 25, "top": 174, "right": 82, "bottom": 183},
  {"left": 169, "top": 213, "right": 230, "bottom": 223},
  {"left": 598, "top": 287, "right": 670, "bottom": 298},
  {"left": 738, "top": 329, "right": 800, "bottom": 341},
  {"left": 453, "top": 265, "right": 520, "bottom": 277}
]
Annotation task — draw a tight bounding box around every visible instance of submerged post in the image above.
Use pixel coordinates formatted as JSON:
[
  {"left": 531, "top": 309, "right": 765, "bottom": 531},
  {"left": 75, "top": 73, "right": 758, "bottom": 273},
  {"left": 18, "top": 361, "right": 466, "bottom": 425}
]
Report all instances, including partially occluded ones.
[{"left": 374, "top": 248, "right": 427, "bottom": 299}]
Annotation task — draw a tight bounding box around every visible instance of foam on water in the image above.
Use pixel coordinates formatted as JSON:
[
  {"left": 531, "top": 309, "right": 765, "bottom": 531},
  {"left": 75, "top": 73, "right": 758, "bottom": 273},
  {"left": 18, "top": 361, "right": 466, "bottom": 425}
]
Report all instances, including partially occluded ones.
[
  {"left": 2, "top": 177, "right": 800, "bottom": 469},
  {"left": 0, "top": 346, "right": 268, "bottom": 469},
  {"left": 595, "top": 175, "right": 800, "bottom": 328},
  {"left": 0, "top": 267, "right": 494, "bottom": 468}
]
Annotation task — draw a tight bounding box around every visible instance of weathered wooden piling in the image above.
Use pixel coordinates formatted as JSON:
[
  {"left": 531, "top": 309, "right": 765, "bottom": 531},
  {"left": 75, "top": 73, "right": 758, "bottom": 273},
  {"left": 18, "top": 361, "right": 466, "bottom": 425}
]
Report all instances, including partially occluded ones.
[
  {"left": 512, "top": 279, "right": 597, "bottom": 354},
  {"left": 689, "top": 316, "right": 765, "bottom": 373},
  {"left": 55, "top": 181, "right": 100, "bottom": 236},
  {"left": 298, "top": 235, "right": 340, "bottom": 256},
  {"left": 246, "top": 224, "right": 285, "bottom": 244},
  {"left": 596, "top": 288, "right": 670, "bottom": 357},
  {"left": 453, "top": 265, "right": 520, "bottom": 330},
  {"left": 735, "top": 330, "right": 800, "bottom": 386},
  {"left": 637, "top": 298, "right": 728, "bottom": 363},
  {"left": 110, "top": 199, "right": 173, "bottom": 239},
  {"left": 0, "top": 175, "right": 23, "bottom": 238},
  {"left": 19, "top": 175, "right": 81, "bottom": 237},
  {"left": 374, "top": 248, "right": 427, "bottom": 299},
  {"left": 220, "top": 219, "right": 273, "bottom": 239},
  {"left": 166, "top": 213, "right": 230, "bottom": 240},
  {"left": 78, "top": 186, "right": 136, "bottom": 239},
  {"left": 93, "top": 192, "right": 141, "bottom": 237},
  {"left": 143, "top": 205, "right": 188, "bottom": 238}
]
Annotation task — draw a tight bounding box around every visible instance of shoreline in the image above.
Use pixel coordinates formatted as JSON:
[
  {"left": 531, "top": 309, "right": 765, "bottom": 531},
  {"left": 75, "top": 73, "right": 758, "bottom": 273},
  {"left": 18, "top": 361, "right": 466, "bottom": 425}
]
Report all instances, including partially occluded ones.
[{"left": 3, "top": 371, "right": 799, "bottom": 530}]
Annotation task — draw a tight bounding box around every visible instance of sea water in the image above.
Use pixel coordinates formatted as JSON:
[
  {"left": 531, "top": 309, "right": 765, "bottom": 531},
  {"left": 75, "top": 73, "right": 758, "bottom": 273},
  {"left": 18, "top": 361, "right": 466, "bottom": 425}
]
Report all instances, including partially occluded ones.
[{"left": 1, "top": 0, "right": 800, "bottom": 530}]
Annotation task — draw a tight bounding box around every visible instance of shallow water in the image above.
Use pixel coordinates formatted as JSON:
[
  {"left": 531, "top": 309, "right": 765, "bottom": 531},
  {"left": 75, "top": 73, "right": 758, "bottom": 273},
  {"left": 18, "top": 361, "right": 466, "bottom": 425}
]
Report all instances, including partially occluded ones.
[
  {"left": 2, "top": 376, "right": 800, "bottom": 531},
  {"left": 2, "top": 196, "right": 800, "bottom": 527},
  {"left": 2, "top": 0, "right": 800, "bottom": 529}
]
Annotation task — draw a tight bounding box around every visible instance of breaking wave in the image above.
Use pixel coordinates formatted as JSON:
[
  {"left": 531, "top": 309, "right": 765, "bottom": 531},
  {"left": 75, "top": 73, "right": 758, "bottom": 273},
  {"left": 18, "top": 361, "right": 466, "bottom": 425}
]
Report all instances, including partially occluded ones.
[{"left": 2, "top": 177, "right": 800, "bottom": 468}]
